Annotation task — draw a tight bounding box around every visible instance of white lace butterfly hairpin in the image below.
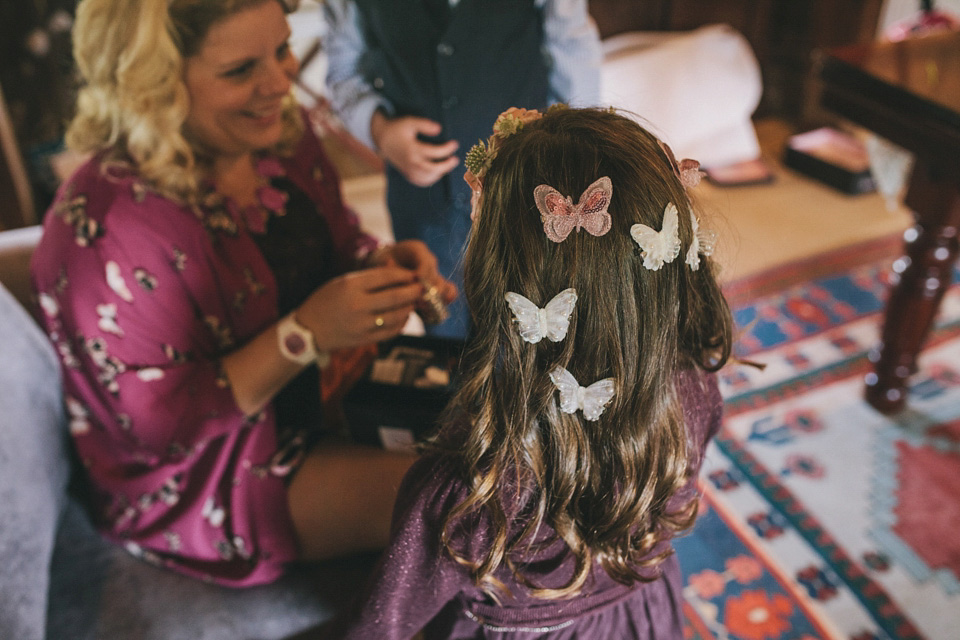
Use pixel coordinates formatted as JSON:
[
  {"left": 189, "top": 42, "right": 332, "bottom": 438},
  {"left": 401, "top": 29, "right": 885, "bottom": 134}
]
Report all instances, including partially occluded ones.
[
  {"left": 630, "top": 202, "right": 682, "bottom": 271},
  {"left": 549, "top": 367, "right": 616, "bottom": 421},
  {"left": 685, "top": 210, "right": 716, "bottom": 271},
  {"left": 534, "top": 177, "right": 613, "bottom": 243},
  {"left": 505, "top": 288, "right": 578, "bottom": 344}
]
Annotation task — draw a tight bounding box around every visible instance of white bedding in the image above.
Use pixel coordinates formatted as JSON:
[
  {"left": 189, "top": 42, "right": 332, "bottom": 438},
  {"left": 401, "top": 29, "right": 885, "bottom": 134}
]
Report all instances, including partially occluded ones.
[{"left": 601, "top": 24, "right": 763, "bottom": 168}]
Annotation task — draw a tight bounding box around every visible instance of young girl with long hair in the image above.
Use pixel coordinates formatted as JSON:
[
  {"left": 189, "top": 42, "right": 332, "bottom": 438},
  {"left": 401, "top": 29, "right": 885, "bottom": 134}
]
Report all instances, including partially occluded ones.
[{"left": 331, "top": 106, "right": 734, "bottom": 639}]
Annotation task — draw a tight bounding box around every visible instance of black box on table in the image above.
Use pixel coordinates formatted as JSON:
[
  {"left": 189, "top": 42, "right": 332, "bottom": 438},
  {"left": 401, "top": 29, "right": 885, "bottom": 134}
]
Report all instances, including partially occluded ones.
[
  {"left": 343, "top": 335, "right": 464, "bottom": 452},
  {"left": 783, "top": 127, "right": 876, "bottom": 195}
]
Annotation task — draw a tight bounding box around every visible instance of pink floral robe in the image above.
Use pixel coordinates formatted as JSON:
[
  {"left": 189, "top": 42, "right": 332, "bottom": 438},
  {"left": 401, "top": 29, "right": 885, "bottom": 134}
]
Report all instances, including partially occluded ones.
[{"left": 30, "top": 118, "right": 379, "bottom": 586}]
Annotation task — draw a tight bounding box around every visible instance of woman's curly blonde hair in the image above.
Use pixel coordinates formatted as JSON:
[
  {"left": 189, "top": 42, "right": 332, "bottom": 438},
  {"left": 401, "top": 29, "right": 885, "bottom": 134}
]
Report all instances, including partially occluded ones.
[{"left": 67, "top": 0, "right": 303, "bottom": 204}]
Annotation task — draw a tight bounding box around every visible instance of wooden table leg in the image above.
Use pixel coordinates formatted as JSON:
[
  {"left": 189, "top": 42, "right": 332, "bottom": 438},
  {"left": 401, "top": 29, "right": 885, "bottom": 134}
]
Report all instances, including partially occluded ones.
[{"left": 865, "top": 157, "right": 960, "bottom": 414}]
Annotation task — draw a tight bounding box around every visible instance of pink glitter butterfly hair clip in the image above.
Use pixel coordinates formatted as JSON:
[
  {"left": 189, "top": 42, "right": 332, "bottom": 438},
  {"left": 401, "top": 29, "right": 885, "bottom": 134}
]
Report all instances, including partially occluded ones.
[
  {"left": 657, "top": 140, "right": 705, "bottom": 189},
  {"left": 534, "top": 177, "right": 613, "bottom": 243}
]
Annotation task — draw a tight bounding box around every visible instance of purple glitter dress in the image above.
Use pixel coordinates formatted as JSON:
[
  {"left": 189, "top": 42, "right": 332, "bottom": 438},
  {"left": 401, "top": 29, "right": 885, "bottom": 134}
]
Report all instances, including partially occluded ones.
[{"left": 332, "top": 369, "right": 723, "bottom": 639}]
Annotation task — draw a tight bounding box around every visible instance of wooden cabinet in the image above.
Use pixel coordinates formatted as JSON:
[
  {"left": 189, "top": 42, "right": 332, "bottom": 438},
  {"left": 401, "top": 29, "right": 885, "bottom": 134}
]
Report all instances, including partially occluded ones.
[{"left": 588, "top": 0, "right": 884, "bottom": 119}]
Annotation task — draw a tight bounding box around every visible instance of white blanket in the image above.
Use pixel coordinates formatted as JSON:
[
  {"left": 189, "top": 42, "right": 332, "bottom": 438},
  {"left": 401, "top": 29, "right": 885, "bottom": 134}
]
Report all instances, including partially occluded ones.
[{"left": 601, "top": 24, "right": 763, "bottom": 168}]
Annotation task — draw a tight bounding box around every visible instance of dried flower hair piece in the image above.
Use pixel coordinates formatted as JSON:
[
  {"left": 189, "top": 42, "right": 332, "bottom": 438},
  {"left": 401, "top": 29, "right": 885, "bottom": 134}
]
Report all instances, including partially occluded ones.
[
  {"left": 464, "top": 107, "right": 545, "bottom": 192},
  {"left": 549, "top": 367, "right": 616, "bottom": 422},
  {"left": 463, "top": 145, "right": 492, "bottom": 191},
  {"left": 505, "top": 288, "right": 578, "bottom": 344},
  {"left": 630, "top": 202, "right": 681, "bottom": 271},
  {"left": 534, "top": 177, "right": 613, "bottom": 243},
  {"left": 658, "top": 140, "right": 705, "bottom": 189}
]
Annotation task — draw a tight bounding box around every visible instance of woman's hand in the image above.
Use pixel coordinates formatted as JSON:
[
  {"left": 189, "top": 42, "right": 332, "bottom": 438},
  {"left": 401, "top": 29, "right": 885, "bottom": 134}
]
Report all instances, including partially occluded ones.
[
  {"left": 222, "top": 266, "right": 421, "bottom": 417},
  {"left": 223, "top": 245, "right": 456, "bottom": 416},
  {"left": 296, "top": 266, "right": 424, "bottom": 350},
  {"left": 368, "top": 240, "right": 458, "bottom": 305}
]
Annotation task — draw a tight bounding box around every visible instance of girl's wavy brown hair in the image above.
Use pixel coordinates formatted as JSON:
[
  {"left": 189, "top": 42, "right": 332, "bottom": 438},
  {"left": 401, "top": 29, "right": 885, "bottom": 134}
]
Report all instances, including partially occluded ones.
[
  {"left": 67, "top": 0, "right": 302, "bottom": 204},
  {"left": 432, "top": 107, "right": 733, "bottom": 600}
]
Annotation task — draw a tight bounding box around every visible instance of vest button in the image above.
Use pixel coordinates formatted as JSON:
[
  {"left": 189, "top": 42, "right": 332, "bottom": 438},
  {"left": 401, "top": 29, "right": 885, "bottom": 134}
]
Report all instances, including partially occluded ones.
[
  {"left": 373, "top": 77, "right": 384, "bottom": 89},
  {"left": 437, "top": 42, "right": 455, "bottom": 56},
  {"left": 441, "top": 96, "right": 459, "bottom": 110}
]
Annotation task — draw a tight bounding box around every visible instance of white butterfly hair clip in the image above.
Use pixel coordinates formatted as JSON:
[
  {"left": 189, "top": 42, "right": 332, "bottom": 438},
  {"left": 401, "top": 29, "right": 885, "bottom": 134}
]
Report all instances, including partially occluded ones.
[
  {"left": 505, "top": 288, "right": 578, "bottom": 344},
  {"left": 685, "top": 210, "right": 716, "bottom": 271},
  {"left": 549, "top": 367, "right": 616, "bottom": 421},
  {"left": 534, "top": 177, "right": 612, "bottom": 243},
  {"left": 630, "top": 202, "right": 681, "bottom": 271}
]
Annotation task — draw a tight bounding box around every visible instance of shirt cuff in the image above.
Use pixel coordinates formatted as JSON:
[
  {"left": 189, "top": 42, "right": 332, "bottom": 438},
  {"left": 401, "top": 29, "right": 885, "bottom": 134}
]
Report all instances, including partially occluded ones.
[{"left": 344, "top": 94, "right": 394, "bottom": 151}]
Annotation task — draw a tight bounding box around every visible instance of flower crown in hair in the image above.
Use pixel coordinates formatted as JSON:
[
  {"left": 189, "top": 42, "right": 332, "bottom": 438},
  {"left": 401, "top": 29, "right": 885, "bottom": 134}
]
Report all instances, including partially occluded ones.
[{"left": 464, "top": 106, "right": 559, "bottom": 192}]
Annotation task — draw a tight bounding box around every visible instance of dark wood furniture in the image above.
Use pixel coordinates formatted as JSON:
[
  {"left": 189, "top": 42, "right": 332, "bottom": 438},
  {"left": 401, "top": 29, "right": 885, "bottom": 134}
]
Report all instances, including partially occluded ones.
[
  {"left": 0, "top": 84, "right": 36, "bottom": 230},
  {"left": 819, "top": 29, "right": 960, "bottom": 414}
]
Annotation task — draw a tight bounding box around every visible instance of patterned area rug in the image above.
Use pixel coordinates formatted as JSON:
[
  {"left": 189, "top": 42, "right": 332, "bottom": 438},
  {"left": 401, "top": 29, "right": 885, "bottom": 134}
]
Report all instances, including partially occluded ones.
[{"left": 677, "top": 235, "right": 960, "bottom": 640}]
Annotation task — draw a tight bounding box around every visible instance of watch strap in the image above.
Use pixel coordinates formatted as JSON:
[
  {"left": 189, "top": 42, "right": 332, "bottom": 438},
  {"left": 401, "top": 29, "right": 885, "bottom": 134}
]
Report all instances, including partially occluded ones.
[{"left": 277, "top": 313, "right": 325, "bottom": 367}]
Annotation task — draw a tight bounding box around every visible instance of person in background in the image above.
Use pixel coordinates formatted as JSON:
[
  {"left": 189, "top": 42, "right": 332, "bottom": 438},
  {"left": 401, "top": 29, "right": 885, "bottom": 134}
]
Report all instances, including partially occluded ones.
[
  {"left": 323, "top": 0, "right": 602, "bottom": 338},
  {"left": 30, "top": 0, "right": 455, "bottom": 588},
  {"left": 327, "top": 106, "right": 734, "bottom": 639}
]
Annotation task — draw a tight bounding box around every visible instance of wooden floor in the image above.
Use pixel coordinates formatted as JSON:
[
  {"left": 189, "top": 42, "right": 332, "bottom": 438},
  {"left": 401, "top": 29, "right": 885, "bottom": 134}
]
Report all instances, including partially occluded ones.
[
  {"left": 332, "top": 118, "right": 914, "bottom": 285},
  {"left": 696, "top": 119, "right": 912, "bottom": 283}
]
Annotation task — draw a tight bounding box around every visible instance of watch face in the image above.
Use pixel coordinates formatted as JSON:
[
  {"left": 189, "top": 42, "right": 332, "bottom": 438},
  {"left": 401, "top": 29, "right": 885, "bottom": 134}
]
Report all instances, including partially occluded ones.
[{"left": 284, "top": 333, "right": 307, "bottom": 356}]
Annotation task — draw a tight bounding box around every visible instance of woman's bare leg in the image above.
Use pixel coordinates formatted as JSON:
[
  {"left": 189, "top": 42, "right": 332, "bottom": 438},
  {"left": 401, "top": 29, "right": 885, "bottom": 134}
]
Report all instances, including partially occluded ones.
[{"left": 286, "top": 442, "right": 416, "bottom": 560}]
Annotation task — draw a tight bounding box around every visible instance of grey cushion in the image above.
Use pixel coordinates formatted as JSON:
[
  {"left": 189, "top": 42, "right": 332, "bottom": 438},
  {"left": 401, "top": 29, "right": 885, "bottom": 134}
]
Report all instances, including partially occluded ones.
[
  {"left": 45, "top": 500, "right": 360, "bottom": 640},
  {"left": 0, "top": 279, "right": 373, "bottom": 640},
  {"left": 0, "top": 279, "right": 69, "bottom": 640}
]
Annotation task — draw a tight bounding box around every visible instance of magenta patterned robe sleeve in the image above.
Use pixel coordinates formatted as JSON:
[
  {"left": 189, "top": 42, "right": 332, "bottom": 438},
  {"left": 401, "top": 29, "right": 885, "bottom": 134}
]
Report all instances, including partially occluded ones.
[
  {"left": 28, "top": 117, "right": 375, "bottom": 585},
  {"left": 35, "top": 182, "right": 261, "bottom": 457}
]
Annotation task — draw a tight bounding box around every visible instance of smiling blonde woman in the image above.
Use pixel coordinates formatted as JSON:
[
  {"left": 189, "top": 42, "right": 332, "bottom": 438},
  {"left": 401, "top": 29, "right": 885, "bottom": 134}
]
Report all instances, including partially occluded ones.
[{"left": 31, "top": 0, "right": 456, "bottom": 587}]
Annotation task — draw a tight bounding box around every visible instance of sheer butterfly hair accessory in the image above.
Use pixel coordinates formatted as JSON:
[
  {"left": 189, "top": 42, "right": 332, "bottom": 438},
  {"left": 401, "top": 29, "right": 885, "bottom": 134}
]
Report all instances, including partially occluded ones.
[
  {"left": 630, "top": 202, "right": 715, "bottom": 271},
  {"left": 504, "top": 288, "right": 578, "bottom": 344},
  {"left": 685, "top": 209, "right": 716, "bottom": 271},
  {"left": 534, "top": 177, "right": 613, "bottom": 243},
  {"left": 549, "top": 367, "right": 616, "bottom": 422},
  {"left": 658, "top": 140, "right": 705, "bottom": 189},
  {"left": 630, "top": 202, "right": 682, "bottom": 271}
]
